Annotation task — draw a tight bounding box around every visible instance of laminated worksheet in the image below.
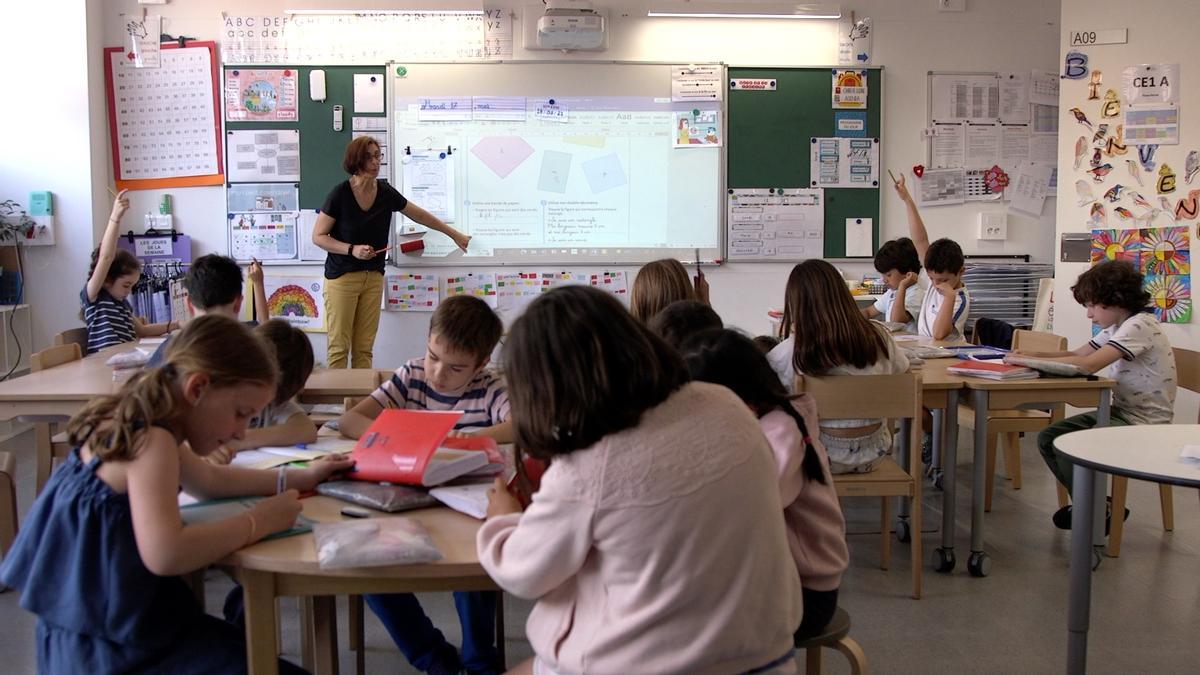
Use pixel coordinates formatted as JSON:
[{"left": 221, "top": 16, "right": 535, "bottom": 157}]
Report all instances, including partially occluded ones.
[
  {"left": 443, "top": 273, "right": 498, "bottom": 308},
  {"left": 385, "top": 274, "right": 440, "bottom": 312},
  {"left": 809, "top": 137, "right": 879, "bottom": 188},
  {"left": 229, "top": 212, "right": 299, "bottom": 261},
  {"left": 227, "top": 129, "right": 300, "bottom": 182},
  {"left": 918, "top": 168, "right": 966, "bottom": 206},
  {"left": 401, "top": 151, "right": 455, "bottom": 222},
  {"left": 727, "top": 188, "right": 825, "bottom": 261}
]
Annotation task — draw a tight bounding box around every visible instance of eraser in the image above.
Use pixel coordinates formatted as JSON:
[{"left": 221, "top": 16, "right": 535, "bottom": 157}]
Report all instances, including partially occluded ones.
[{"left": 400, "top": 239, "right": 425, "bottom": 253}]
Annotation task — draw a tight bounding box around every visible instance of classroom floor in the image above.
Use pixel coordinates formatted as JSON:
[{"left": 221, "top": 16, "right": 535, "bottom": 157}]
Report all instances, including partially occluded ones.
[{"left": 1, "top": 429, "right": 1197, "bottom": 674}]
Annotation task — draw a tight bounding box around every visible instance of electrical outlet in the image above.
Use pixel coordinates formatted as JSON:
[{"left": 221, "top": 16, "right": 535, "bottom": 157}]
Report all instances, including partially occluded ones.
[
  {"left": 937, "top": 0, "right": 966, "bottom": 11},
  {"left": 978, "top": 212, "right": 1007, "bottom": 240}
]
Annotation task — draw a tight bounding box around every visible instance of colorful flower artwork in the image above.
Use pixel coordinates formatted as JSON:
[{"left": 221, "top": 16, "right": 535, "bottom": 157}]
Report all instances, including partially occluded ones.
[
  {"left": 1140, "top": 226, "right": 1190, "bottom": 276},
  {"left": 1090, "top": 227, "right": 1192, "bottom": 323},
  {"left": 1090, "top": 228, "right": 1141, "bottom": 265},
  {"left": 1145, "top": 275, "right": 1192, "bottom": 323}
]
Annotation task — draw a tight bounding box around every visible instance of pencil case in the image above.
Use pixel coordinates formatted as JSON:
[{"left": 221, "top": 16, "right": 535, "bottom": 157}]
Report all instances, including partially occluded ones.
[{"left": 316, "top": 480, "right": 437, "bottom": 513}]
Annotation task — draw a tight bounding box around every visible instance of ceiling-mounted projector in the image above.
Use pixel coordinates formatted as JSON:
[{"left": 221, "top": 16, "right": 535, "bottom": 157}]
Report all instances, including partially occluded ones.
[{"left": 536, "top": 0, "right": 606, "bottom": 51}]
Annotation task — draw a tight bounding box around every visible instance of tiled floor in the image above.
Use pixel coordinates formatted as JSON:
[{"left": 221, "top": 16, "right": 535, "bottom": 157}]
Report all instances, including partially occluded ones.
[{"left": 0, "top": 429, "right": 1197, "bottom": 674}]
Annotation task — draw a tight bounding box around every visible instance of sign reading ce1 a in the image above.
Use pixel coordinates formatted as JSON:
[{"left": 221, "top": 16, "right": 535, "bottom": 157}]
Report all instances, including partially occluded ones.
[{"left": 1068, "top": 28, "right": 1127, "bottom": 46}]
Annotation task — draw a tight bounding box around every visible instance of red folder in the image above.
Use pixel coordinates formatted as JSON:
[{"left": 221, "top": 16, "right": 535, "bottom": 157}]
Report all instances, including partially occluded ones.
[{"left": 349, "top": 409, "right": 491, "bottom": 485}]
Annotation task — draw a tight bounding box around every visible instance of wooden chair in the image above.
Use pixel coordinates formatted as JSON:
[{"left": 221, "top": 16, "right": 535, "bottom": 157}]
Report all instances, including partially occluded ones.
[
  {"left": 1106, "top": 346, "right": 1200, "bottom": 557},
  {"left": 26, "top": 344, "right": 82, "bottom": 492},
  {"left": 0, "top": 452, "right": 17, "bottom": 558},
  {"left": 959, "top": 329, "right": 1069, "bottom": 512},
  {"left": 796, "top": 372, "right": 923, "bottom": 599},
  {"left": 53, "top": 327, "right": 88, "bottom": 353},
  {"left": 795, "top": 607, "right": 867, "bottom": 675}
]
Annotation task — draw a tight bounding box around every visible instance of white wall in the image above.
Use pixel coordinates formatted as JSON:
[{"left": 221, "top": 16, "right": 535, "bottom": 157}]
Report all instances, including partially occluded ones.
[
  {"left": 0, "top": 2, "right": 110, "bottom": 351},
  {"left": 1056, "top": 0, "right": 1200, "bottom": 422},
  {"left": 77, "top": 0, "right": 1059, "bottom": 364}
]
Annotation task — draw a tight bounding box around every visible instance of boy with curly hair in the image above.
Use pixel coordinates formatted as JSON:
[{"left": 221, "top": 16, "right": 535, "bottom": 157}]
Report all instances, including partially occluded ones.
[{"left": 1016, "top": 260, "right": 1177, "bottom": 529}]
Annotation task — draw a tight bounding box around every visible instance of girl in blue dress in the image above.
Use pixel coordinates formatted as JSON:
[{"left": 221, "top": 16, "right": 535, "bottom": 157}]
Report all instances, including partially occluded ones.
[{"left": 0, "top": 314, "right": 353, "bottom": 673}]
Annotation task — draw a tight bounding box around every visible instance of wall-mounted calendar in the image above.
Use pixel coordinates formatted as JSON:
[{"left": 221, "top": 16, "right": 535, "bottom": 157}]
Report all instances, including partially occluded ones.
[{"left": 104, "top": 41, "right": 224, "bottom": 190}]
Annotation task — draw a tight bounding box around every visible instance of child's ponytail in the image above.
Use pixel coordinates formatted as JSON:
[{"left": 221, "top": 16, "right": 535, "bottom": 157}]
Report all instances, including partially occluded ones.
[
  {"left": 779, "top": 402, "right": 828, "bottom": 485},
  {"left": 66, "top": 315, "right": 277, "bottom": 462}
]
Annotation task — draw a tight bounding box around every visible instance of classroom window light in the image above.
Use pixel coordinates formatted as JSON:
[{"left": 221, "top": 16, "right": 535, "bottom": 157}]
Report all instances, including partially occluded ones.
[
  {"left": 284, "top": 5, "right": 484, "bottom": 16},
  {"left": 647, "top": 1, "right": 841, "bottom": 19}
]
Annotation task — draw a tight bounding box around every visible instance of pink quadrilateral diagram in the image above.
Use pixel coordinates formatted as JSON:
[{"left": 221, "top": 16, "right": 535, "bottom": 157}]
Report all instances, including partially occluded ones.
[{"left": 471, "top": 137, "right": 535, "bottom": 179}]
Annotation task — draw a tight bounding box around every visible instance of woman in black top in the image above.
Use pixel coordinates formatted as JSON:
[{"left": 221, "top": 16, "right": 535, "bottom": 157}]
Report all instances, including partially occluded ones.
[{"left": 312, "top": 136, "right": 470, "bottom": 368}]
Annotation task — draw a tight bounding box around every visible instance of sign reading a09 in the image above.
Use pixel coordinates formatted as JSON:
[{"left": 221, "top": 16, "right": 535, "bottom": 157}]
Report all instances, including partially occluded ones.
[{"left": 1068, "top": 28, "right": 1128, "bottom": 46}]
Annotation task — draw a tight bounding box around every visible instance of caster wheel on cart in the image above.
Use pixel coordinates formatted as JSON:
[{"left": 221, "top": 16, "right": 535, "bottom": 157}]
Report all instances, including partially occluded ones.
[
  {"left": 933, "top": 547, "right": 956, "bottom": 573},
  {"left": 895, "top": 519, "right": 912, "bottom": 543},
  {"left": 967, "top": 551, "right": 992, "bottom": 578}
]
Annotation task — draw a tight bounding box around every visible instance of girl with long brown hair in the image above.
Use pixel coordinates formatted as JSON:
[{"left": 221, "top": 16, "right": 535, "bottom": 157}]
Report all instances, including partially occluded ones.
[
  {"left": 766, "top": 259, "right": 910, "bottom": 473},
  {"left": 0, "top": 315, "right": 351, "bottom": 673},
  {"left": 629, "top": 257, "right": 708, "bottom": 322}
]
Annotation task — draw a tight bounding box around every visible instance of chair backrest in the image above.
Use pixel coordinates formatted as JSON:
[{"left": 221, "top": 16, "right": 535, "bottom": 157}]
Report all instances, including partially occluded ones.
[
  {"left": 31, "top": 343, "right": 82, "bottom": 373},
  {"left": 53, "top": 328, "right": 88, "bottom": 353},
  {"left": 374, "top": 370, "right": 390, "bottom": 388},
  {"left": 1012, "top": 329, "right": 1067, "bottom": 354},
  {"left": 972, "top": 318, "right": 1015, "bottom": 349},
  {"left": 794, "top": 372, "right": 921, "bottom": 422},
  {"left": 1174, "top": 347, "right": 1200, "bottom": 395}
]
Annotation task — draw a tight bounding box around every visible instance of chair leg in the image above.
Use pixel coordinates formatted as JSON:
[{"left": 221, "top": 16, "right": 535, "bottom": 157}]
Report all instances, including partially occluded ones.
[
  {"left": 348, "top": 594, "right": 365, "bottom": 675},
  {"left": 805, "top": 645, "right": 823, "bottom": 675},
  {"left": 1159, "top": 485, "right": 1174, "bottom": 532},
  {"left": 910, "top": 486, "right": 923, "bottom": 600},
  {"left": 496, "top": 592, "right": 507, "bottom": 668},
  {"left": 984, "top": 433, "right": 998, "bottom": 513},
  {"left": 1056, "top": 482, "right": 1070, "bottom": 509},
  {"left": 34, "top": 423, "right": 53, "bottom": 494},
  {"left": 833, "top": 636, "right": 869, "bottom": 675},
  {"left": 1003, "top": 432, "right": 1022, "bottom": 490},
  {"left": 1108, "top": 476, "right": 1129, "bottom": 558},
  {"left": 879, "top": 497, "right": 891, "bottom": 571}
]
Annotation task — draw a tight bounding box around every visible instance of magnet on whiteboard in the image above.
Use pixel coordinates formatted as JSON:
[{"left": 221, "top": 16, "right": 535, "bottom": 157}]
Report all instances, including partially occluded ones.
[{"left": 400, "top": 239, "right": 425, "bottom": 253}]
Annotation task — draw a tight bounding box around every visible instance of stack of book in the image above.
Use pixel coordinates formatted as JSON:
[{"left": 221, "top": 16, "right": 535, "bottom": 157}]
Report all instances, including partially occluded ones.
[{"left": 947, "top": 360, "right": 1038, "bottom": 380}]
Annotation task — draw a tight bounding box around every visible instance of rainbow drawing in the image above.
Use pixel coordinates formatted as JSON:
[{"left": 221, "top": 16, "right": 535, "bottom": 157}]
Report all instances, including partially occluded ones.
[
  {"left": 1090, "top": 228, "right": 1142, "bottom": 265},
  {"left": 1145, "top": 274, "right": 1192, "bottom": 323},
  {"left": 268, "top": 284, "right": 320, "bottom": 319},
  {"left": 1140, "top": 226, "right": 1190, "bottom": 276}
]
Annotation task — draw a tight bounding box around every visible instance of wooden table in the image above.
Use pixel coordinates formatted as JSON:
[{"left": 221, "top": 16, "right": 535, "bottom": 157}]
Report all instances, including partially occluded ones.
[
  {"left": 1053, "top": 425, "right": 1200, "bottom": 674},
  {"left": 0, "top": 341, "right": 378, "bottom": 422},
  {"left": 227, "top": 497, "right": 498, "bottom": 675},
  {"left": 955, "top": 373, "right": 1112, "bottom": 577}
]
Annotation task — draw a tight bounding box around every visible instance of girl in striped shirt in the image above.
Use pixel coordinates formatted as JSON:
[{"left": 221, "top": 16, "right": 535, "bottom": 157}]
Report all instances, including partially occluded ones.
[{"left": 81, "top": 190, "right": 174, "bottom": 354}]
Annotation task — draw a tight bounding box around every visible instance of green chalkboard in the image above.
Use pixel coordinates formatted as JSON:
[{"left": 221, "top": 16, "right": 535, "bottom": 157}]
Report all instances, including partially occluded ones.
[
  {"left": 225, "top": 66, "right": 388, "bottom": 209},
  {"left": 727, "top": 67, "right": 883, "bottom": 258}
]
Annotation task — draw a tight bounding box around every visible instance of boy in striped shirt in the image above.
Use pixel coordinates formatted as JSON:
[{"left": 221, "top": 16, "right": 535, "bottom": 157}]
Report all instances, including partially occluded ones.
[{"left": 338, "top": 294, "right": 508, "bottom": 675}]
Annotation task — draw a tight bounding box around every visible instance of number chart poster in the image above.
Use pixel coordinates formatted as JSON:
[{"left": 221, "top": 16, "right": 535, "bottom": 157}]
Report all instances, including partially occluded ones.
[
  {"left": 264, "top": 277, "right": 326, "bottom": 332},
  {"left": 225, "top": 69, "right": 299, "bottom": 122}
]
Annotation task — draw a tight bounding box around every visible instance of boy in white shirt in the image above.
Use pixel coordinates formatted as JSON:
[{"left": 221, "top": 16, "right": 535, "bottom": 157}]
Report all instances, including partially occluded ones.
[
  {"left": 1012, "top": 260, "right": 1177, "bottom": 529},
  {"left": 862, "top": 236, "right": 924, "bottom": 332},
  {"left": 895, "top": 175, "right": 971, "bottom": 341}
]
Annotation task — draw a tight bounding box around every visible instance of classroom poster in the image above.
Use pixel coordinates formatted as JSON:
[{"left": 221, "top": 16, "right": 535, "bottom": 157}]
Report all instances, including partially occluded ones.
[
  {"left": 229, "top": 212, "right": 299, "bottom": 261},
  {"left": 443, "top": 273, "right": 498, "bottom": 308},
  {"left": 832, "top": 70, "right": 868, "bottom": 109},
  {"left": 588, "top": 271, "right": 629, "bottom": 299},
  {"left": 809, "top": 137, "right": 879, "bottom": 188},
  {"left": 264, "top": 277, "right": 326, "bottom": 332},
  {"left": 224, "top": 69, "right": 299, "bottom": 122},
  {"left": 673, "top": 110, "right": 722, "bottom": 147},
  {"left": 227, "top": 129, "right": 301, "bottom": 182},
  {"left": 121, "top": 13, "right": 161, "bottom": 68},
  {"left": 385, "top": 274, "right": 440, "bottom": 312},
  {"left": 727, "top": 188, "right": 825, "bottom": 261},
  {"left": 1090, "top": 226, "right": 1191, "bottom": 323}
]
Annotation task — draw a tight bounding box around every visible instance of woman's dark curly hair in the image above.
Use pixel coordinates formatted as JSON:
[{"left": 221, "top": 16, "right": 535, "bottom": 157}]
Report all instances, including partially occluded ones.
[{"left": 1071, "top": 260, "right": 1150, "bottom": 314}]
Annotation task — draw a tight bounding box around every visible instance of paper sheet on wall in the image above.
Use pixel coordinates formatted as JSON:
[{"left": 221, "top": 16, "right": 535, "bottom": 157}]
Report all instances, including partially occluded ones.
[
  {"left": 226, "top": 183, "right": 299, "bottom": 212},
  {"left": 109, "top": 47, "right": 220, "bottom": 180},
  {"left": 352, "top": 116, "right": 388, "bottom": 131},
  {"left": 845, "top": 218, "right": 873, "bottom": 257},
  {"left": 1125, "top": 103, "right": 1180, "bottom": 145},
  {"left": 298, "top": 210, "right": 326, "bottom": 261},
  {"left": 931, "top": 74, "right": 1000, "bottom": 123},
  {"left": 999, "top": 124, "right": 1031, "bottom": 175},
  {"left": 1007, "top": 162, "right": 1052, "bottom": 218},
  {"left": 918, "top": 168, "right": 966, "bottom": 206},
  {"left": 671, "top": 65, "right": 723, "bottom": 102},
  {"left": 224, "top": 69, "right": 299, "bottom": 122},
  {"left": 401, "top": 152, "right": 455, "bottom": 223},
  {"left": 727, "top": 188, "right": 825, "bottom": 261},
  {"left": 673, "top": 110, "right": 722, "bottom": 147},
  {"left": 1031, "top": 104, "right": 1058, "bottom": 133},
  {"left": 264, "top": 277, "right": 326, "bottom": 332},
  {"left": 227, "top": 129, "right": 300, "bottom": 182},
  {"left": 229, "top": 212, "right": 299, "bottom": 261},
  {"left": 121, "top": 14, "right": 161, "bottom": 68},
  {"left": 353, "top": 73, "right": 385, "bottom": 113},
  {"left": 1030, "top": 70, "right": 1059, "bottom": 106},
  {"left": 965, "top": 169, "right": 1003, "bottom": 202},
  {"left": 998, "top": 72, "right": 1030, "bottom": 124},
  {"left": 965, "top": 123, "right": 1000, "bottom": 168},
  {"left": 588, "top": 271, "right": 629, "bottom": 299},
  {"left": 1029, "top": 132, "right": 1058, "bottom": 163},
  {"left": 385, "top": 274, "right": 440, "bottom": 312},
  {"left": 931, "top": 123, "right": 965, "bottom": 169},
  {"left": 496, "top": 272, "right": 549, "bottom": 314},
  {"left": 1122, "top": 63, "right": 1180, "bottom": 105},
  {"left": 809, "top": 137, "right": 878, "bottom": 188},
  {"left": 443, "top": 273, "right": 498, "bottom": 308}
]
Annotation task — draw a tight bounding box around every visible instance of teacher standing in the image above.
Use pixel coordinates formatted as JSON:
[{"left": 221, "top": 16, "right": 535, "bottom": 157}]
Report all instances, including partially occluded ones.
[{"left": 313, "top": 136, "right": 471, "bottom": 368}]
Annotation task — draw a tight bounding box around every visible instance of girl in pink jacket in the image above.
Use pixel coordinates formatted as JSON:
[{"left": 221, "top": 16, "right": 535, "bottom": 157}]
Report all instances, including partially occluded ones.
[
  {"left": 682, "top": 328, "right": 849, "bottom": 642},
  {"left": 479, "top": 286, "right": 801, "bottom": 675}
]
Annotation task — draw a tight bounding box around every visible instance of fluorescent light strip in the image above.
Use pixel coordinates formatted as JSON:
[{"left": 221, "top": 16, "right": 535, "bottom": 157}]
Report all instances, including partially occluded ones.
[{"left": 647, "top": 11, "right": 841, "bottom": 18}]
